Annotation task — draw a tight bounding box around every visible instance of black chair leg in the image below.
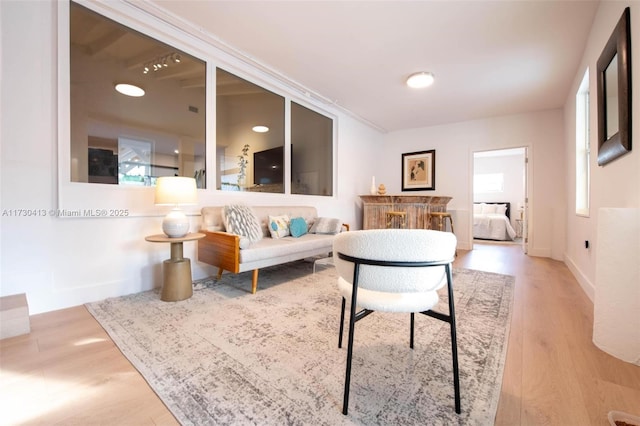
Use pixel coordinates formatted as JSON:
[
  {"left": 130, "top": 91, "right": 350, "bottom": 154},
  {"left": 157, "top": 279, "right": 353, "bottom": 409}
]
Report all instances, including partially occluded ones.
[
  {"left": 410, "top": 312, "right": 415, "bottom": 349},
  {"left": 343, "top": 291, "right": 359, "bottom": 415},
  {"left": 446, "top": 265, "right": 461, "bottom": 414},
  {"left": 338, "top": 297, "right": 346, "bottom": 348}
]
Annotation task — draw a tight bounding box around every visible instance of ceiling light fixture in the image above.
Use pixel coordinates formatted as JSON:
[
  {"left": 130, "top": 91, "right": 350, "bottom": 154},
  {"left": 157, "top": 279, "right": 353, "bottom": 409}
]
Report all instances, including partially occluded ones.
[
  {"left": 406, "top": 72, "right": 435, "bottom": 89},
  {"left": 115, "top": 83, "right": 145, "bottom": 97},
  {"left": 142, "top": 52, "right": 183, "bottom": 74},
  {"left": 252, "top": 125, "right": 269, "bottom": 133}
]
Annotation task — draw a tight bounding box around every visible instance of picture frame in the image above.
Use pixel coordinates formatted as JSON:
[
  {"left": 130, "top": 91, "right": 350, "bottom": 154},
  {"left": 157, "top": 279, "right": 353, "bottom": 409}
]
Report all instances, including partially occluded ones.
[
  {"left": 596, "top": 7, "right": 632, "bottom": 166},
  {"left": 401, "top": 150, "right": 435, "bottom": 191}
]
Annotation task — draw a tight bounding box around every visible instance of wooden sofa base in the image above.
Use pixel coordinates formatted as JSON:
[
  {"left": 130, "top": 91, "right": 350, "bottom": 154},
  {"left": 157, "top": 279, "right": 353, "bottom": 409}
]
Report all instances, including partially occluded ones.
[
  {"left": 198, "top": 224, "right": 348, "bottom": 294},
  {"left": 215, "top": 267, "right": 259, "bottom": 294}
]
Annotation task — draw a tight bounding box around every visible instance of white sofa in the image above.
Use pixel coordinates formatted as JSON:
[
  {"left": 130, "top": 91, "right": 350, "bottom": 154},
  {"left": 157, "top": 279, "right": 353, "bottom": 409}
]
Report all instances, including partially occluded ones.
[{"left": 198, "top": 206, "right": 348, "bottom": 293}]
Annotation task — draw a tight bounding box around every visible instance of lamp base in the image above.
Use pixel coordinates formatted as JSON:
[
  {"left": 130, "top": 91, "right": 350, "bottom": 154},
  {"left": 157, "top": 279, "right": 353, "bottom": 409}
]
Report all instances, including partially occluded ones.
[{"left": 162, "top": 208, "right": 190, "bottom": 238}]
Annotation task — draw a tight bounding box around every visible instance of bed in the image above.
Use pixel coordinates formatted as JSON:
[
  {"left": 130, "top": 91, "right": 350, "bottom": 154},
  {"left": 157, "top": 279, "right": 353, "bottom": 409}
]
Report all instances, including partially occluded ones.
[{"left": 473, "top": 202, "right": 517, "bottom": 241}]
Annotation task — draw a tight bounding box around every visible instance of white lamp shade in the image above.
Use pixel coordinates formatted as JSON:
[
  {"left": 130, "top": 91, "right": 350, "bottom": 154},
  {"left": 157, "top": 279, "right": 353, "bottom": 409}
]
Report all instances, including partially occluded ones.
[{"left": 155, "top": 177, "right": 197, "bottom": 205}]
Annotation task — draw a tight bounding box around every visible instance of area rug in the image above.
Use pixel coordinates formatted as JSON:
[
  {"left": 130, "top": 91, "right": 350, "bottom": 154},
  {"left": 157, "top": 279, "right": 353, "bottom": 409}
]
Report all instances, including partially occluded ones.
[{"left": 86, "top": 260, "right": 514, "bottom": 425}]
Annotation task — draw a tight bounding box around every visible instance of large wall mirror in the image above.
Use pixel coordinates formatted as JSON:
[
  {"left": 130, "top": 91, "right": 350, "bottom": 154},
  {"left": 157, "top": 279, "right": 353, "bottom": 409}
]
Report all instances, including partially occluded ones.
[
  {"left": 596, "top": 7, "right": 631, "bottom": 166},
  {"left": 70, "top": 2, "right": 207, "bottom": 187}
]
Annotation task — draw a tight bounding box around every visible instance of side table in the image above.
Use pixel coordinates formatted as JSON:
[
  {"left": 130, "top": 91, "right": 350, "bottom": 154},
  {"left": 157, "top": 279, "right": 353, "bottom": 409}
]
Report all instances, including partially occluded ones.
[
  {"left": 515, "top": 219, "right": 523, "bottom": 238},
  {"left": 145, "top": 232, "right": 205, "bottom": 302}
]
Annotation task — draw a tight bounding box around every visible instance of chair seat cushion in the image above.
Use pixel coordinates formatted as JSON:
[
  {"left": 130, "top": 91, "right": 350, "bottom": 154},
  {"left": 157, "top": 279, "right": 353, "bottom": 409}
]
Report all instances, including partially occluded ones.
[{"left": 338, "top": 277, "right": 439, "bottom": 313}]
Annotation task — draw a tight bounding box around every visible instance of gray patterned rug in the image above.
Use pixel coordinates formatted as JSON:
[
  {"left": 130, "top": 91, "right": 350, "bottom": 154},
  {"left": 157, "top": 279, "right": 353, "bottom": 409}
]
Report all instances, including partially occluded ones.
[{"left": 86, "top": 260, "right": 514, "bottom": 425}]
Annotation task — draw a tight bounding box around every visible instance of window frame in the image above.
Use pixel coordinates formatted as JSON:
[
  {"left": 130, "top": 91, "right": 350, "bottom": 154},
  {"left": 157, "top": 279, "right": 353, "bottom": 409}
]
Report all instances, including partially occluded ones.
[
  {"left": 58, "top": 1, "right": 338, "bottom": 217},
  {"left": 575, "top": 69, "right": 590, "bottom": 217}
]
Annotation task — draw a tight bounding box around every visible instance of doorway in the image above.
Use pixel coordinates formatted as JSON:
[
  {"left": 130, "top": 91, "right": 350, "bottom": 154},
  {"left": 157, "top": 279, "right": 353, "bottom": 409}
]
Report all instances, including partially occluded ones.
[{"left": 472, "top": 147, "right": 528, "bottom": 253}]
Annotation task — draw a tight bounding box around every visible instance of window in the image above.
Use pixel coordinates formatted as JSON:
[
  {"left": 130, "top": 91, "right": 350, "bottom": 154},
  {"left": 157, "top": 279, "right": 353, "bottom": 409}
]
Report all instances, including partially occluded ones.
[
  {"left": 474, "top": 173, "right": 504, "bottom": 193},
  {"left": 576, "top": 69, "right": 590, "bottom": 216},
  {"left": 216, "top": 69, "right": 334, "bottom": 196},
  {"left": 216, "top": 69, "right": 285, "bottom": 193},
  {"left": 291, "top": 102, "right": 334, "bottom": 196},
  {"left": 69, "top": 2, "right": 206, "bottom": 187}
]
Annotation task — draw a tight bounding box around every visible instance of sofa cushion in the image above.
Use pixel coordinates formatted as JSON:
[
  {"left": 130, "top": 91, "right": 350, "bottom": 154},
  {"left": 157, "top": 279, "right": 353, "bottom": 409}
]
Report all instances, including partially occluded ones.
[
  {"left": 223, "top": 205, "right": 263, "bottom": 243},
  {"left": 268, "top": 215, "right": 290, "bottom": 239},
  {"left": 239, "top": 233, "right": 333, "bottom": 264}
]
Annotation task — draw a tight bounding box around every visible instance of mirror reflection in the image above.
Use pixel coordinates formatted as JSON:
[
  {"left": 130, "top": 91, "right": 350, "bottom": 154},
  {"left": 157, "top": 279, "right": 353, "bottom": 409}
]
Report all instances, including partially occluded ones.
[
  {"left": 216, "top": 69, "right": 285, "bottom": 193},
  {"left": 291, "top": 102, "right": 333, "bottom": 196},
  {"left": 70, "top": 2, "right": 206, "bottom": 187},
  {"left": 604, "top": 53, "right": 619, "bottom": 139}
]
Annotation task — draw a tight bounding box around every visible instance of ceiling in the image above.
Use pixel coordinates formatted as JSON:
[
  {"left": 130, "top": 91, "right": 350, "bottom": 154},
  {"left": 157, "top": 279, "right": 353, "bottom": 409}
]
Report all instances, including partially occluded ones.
[{"left": 148, "top": 0, "right": 600, "bottom": 133}]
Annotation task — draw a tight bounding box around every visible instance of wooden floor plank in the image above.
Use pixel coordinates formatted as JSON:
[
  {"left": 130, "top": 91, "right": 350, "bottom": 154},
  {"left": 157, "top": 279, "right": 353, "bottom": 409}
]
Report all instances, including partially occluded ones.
[{"left": 1, "top": 243, "right": 638, "bottom": 425}]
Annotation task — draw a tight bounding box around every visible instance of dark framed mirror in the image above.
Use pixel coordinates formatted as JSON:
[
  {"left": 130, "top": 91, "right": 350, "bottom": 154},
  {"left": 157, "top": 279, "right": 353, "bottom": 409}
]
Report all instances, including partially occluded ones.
[{"left": 596, "top": 7, "right": 631, "bottom": 166}]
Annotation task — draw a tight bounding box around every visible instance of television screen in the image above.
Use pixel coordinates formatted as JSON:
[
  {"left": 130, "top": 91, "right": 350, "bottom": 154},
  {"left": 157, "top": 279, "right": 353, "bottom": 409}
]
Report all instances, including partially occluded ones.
[{"left": 253, "top": 146, "right": 284, "bottom": 185}]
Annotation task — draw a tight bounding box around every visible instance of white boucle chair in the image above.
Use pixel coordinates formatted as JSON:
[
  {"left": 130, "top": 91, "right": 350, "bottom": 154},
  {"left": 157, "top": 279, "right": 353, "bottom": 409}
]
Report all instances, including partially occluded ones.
[{"left": 333, "top": 228, "right": 460, "bottom": 416}]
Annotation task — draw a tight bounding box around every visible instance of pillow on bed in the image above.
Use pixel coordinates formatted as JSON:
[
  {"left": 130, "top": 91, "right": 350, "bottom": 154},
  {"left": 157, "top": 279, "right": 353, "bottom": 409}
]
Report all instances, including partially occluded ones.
[
  {"left": 495, "top": 204, "right": 508, "bottom": 215},
  {"left": 309, "top": 217, "right": 342, "bottom": 235},
  {"left": 481, "top": 203, "right": 497, "bottom": 214},
  {"left": 268, "top": 215, "right": 290, "bottom": 239},
  {"left": 223, "top": 204, "right": 263, "bottom": 243},
  {"left": 473, "top": 203, "right": 482, "bottom": 214}
]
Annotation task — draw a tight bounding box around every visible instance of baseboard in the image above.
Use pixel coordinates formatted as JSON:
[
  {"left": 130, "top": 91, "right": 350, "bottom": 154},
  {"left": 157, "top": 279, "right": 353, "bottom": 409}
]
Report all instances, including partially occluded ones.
[{"left": 564, "top": 254, "right": 595, "bottom": 302}]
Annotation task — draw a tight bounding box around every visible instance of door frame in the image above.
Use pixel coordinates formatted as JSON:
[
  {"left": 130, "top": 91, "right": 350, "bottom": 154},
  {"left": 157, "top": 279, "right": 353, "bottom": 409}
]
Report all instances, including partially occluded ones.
[{"left": 470, "top": 146, "right": 531, "bottom": 253}]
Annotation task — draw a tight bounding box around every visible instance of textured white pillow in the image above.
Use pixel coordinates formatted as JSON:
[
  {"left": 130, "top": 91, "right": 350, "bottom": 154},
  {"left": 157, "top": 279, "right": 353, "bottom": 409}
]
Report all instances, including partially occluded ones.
[
  {"left": 473, "top": 203, "right": 482, "bottom": 214},
  {"left": 268, "top": 215, "right": 290, "bottom": 239},
  {"left": 495, "top": 204, "right": 507, "bottom": 215},
  {"left": 309, "top": 217, "right": 342, "bottom": 234},
  {"left": 223, "top": 205, "right": 263, "bottom": 243}
]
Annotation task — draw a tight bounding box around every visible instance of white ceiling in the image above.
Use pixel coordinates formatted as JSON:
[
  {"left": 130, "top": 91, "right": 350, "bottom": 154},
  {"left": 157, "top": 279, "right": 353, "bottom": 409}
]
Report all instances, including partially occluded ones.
[{"left": 149, "top": 0, "right": 599, "bottom": 133}]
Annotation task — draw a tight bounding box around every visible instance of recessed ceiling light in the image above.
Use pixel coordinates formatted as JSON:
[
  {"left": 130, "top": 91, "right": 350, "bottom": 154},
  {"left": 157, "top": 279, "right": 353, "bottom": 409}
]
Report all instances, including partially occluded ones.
[
  {"left": 406, "top": 72, "right": 435, "bottom": 89},
  {"left": 252, "top": 125, "right": 269, "bottom": 133},
  {"left": 174, "top": 149, "right": 179, "bottom": 154},
  {"left": 115, "top": 83, "right": 145, "bottom": 97}
]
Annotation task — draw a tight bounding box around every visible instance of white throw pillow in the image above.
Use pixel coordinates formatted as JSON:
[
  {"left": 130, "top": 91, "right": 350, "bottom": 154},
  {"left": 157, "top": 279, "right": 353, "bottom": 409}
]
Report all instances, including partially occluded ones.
[
  {"left": 222, "top": 205, "right": 263, "bottom": 243},
  {"left": 495, "top": 204, "right": 507, "bottom": 215},
  {"left": 268, "top": 215, "right": 290, "bottom": 239},
  {"left": 473, "top": 203, "right": 482, "bottom": 214}
]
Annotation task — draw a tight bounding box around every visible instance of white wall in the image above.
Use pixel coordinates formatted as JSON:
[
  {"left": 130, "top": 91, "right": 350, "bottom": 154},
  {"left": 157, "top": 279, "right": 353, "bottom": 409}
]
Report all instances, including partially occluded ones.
[
  {"left": 0, "top": 1, "right": 383, "bottom": 314},
  {"left": 563, "top": 2, "right": 640, "bottom": 301},
  {"left": 378, "top": 110, "right": 566, "bottom": 256}
]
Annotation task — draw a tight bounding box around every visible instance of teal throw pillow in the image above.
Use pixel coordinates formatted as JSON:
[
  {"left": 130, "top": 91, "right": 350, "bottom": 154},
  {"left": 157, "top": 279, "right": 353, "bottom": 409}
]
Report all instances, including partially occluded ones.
[{"left": 289, "top": 217, "right": 308, "bottom": 238}]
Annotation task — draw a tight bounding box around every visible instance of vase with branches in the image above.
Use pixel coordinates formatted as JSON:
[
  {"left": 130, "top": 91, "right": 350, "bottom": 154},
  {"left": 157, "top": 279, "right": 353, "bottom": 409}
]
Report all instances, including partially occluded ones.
[{"left": 237, "top": 144, "right": 250, "bottom": 185}]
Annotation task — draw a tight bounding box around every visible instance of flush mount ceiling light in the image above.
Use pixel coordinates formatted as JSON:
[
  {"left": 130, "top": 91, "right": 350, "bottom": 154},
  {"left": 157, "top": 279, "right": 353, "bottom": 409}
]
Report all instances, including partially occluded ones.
[
  {"left": 406, "top": 72, "right": 435, "bottom": 89},
  {"left": 252, "top": 125, "right": 269, "bottom": 133},
  {"left": 115, "top": 83, "right": 145, "bottom": 97}
]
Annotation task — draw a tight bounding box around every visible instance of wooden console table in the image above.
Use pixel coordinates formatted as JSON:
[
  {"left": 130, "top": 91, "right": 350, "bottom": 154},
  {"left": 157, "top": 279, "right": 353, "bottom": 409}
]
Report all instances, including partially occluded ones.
[{"left": 360, "top": 195, "right": 452, "bottom": 230}]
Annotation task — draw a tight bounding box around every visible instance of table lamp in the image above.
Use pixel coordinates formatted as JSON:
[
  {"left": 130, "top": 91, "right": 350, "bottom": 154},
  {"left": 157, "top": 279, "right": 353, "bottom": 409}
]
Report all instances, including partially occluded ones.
[{"left": 155, "top": 176, "right": 198, "bottom": 238}]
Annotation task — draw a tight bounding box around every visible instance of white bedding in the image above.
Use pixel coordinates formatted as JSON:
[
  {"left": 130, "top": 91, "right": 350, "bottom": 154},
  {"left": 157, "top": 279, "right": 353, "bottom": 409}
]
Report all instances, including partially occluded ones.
[
  {"left": 474, "top": 213, "right": 517, "bottom": 241},
  {"left": 473, "top": 203, "right": 517, "bottom": 241}
]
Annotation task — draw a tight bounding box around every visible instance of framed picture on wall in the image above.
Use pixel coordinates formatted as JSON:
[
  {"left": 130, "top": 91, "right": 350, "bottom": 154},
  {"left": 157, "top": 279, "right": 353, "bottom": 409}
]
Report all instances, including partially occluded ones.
[{"left": 401, "top": 150, "right": 435, "bottom": 191}]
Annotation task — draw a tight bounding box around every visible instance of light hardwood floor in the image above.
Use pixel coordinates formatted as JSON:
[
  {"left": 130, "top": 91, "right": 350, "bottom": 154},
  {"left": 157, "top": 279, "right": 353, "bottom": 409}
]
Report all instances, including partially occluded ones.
[{"left": 1, "top": 243, "right": 639, "bottom": 425}]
